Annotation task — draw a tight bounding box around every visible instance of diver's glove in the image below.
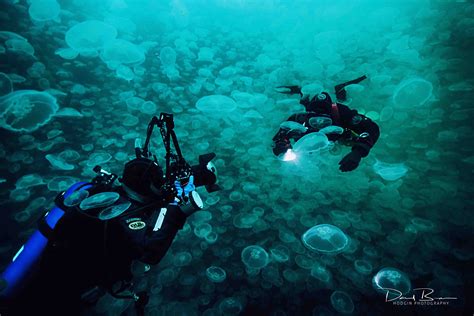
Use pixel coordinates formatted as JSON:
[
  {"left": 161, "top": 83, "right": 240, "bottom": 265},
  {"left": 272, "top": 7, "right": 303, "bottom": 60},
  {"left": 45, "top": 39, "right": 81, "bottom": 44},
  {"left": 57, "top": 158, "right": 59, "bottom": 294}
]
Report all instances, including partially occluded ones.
[
  {"left": 339, "top": 148, "right": 363, "bottom": 172},
  {"left": 273, "top": 139, "right": 292, "bottom": 157},
  {"left": 174, "top": 176, "right": 203, "bottom": 215}
]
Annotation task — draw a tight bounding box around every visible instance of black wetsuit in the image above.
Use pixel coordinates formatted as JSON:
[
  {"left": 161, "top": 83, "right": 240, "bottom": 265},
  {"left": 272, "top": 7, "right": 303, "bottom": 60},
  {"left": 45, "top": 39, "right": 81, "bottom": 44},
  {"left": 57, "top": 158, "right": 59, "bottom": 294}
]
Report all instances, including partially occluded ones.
[
  {"left": 5, "top": 186, "right": 188, "bottom": 316},
  {"left": 272, "top": 92, "right": 380, "bottom": 158}
]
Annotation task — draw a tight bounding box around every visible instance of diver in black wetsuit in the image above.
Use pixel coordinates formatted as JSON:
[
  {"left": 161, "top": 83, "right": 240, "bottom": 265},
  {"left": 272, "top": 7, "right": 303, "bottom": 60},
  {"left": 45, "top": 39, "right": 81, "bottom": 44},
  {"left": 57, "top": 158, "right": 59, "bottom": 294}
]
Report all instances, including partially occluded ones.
[
  {"left": 272, "top": 75, "right": 380, "bottom": 172},
  {"left": 0, "top": 113, "right": 219, "bottom": 316}
]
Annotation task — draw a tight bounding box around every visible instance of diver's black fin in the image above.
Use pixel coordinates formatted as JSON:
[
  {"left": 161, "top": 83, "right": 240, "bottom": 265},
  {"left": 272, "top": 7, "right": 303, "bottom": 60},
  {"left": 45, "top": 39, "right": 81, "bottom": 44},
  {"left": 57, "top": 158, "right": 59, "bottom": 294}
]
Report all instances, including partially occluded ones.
[
  {"left": 335, "top": 75, "right": 367, "bottom": 101},
  {"left": 275, "top": 85, "right": 302, "bottom": 96}
]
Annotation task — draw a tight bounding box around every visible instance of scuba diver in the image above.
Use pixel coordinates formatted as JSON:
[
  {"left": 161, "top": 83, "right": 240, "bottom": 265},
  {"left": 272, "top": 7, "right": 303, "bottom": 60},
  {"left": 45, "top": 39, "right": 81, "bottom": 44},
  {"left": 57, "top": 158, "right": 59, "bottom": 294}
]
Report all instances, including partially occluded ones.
[
  {"left": 0, "top": 113, "right": 219, "bottom": 316},
  {"left": 273, "top": 75, "right": 380, "bottom": 172}
]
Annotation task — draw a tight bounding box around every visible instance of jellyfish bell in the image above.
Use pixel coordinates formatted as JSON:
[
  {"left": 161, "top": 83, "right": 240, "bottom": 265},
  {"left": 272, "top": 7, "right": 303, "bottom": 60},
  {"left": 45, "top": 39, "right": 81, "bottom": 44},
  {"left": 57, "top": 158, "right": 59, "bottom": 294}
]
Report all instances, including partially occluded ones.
[{"left": 302, "top": 224, "right": 350, "bottom": 254}]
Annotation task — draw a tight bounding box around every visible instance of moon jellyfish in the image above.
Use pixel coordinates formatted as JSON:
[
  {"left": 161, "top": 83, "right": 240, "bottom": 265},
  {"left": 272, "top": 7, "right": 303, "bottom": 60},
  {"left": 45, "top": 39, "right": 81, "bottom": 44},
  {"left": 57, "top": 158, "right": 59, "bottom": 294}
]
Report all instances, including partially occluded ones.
[
  {"left": 65, "top": 20, "right": 117, "bottom": 55},
  {"left": 98, "top": 202, "right": 131, "bottom": 220},
  {"left": 241, "top": 245, "right": 269, "bottom": 269},
  {"left": 64, "top": 190, "right": 89, "bottom": 207},
  {"left": 0, "top": 72, "right": 12, "bottom": 97},
  {"left": 270, "top": 245, "right": 290, "bottom": 263},
  {"left": 393, "top": 77, "right": 433, "bottom": 108},
  {"left": 308, "top": 116, "right": 332, "bottom": 129},
  {"left": 47, "top": 176, "right": 79, "bottom": 192},
  {"left": 0, "top": 90, "right": 58, "bottom": 132},
  {"left": 206, "top": 266, "right": 226, "bottom": 283},
  {"left": 86, "top": 152, "right": 112, "bottom": 167},
  {"left": 310, "top": 263, "right": 332, "bottom": 283},
  {"left": 194, "top": 223, "right": 212, "bottom": 238},
  {"left": 160, "top": 47, "right": 177, "bottom": 66},
  {"left": 279, "top": 121, "right": 307, "bottom": 134},
  {"left": 29, "top": 0, "right": 61, "bottom": 22},
  {"left": 196, "top": 95, "right": 237, "bottom": 114},
  {"left": 218, "top": 297, "right": 243, "bottom": 315},
  {"left": 15, "top": 174, "right": 44, "bottom": 189},
  {"left": 373, "top": 160, "right": 408, "bottom": 181},
  {"left": 293, "top": 132, "right": 329, "bottom": 154},
  {"left": 330, "top": 291, "right": 355, "bottom": 314},
  {"left": 302, "top": 224, "right": 349, "bottom": 254},
  {"left": 79, "top": 192, "right": 120, "bottom": 210},
  {"left": 301, "top": 83, "right": 323, "bottom": 96},
  {"left": 319, "top": 125, "right": 344, "bottom": 135},
  {"left": 372, "top": 267, "right": 412, "bottom": 298},
  {"left": 173, "top": 251, "right": 193, "bottom": 267},
  {"left": 354, "top": 260, "right": 373, "bottom": 275}
]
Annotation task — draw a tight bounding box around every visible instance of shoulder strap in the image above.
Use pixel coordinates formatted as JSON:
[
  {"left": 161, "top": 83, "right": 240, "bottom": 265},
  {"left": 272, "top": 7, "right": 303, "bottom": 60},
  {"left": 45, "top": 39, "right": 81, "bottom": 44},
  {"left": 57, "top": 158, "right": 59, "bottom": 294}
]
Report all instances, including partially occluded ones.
[{"left": 331, "top": 103, "right": 341, "bottom": 125}]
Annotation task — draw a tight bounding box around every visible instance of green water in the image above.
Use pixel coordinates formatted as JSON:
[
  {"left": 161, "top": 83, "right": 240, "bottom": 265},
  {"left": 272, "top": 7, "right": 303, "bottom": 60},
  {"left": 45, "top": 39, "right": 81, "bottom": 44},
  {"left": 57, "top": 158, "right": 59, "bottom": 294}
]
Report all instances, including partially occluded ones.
[{"left": 0, "top": 0, "right": 473, "bottom": 315}]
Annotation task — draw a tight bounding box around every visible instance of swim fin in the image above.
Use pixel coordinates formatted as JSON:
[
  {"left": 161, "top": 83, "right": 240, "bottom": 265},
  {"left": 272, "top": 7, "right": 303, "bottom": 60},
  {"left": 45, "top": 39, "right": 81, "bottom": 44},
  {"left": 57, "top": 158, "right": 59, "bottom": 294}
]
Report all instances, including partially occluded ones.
[
  {"left": 275, "top": 85, "right": 302, "bottom": 96},
  {"left": 334, "top": 75, "right": 367, "bottom": 101}
]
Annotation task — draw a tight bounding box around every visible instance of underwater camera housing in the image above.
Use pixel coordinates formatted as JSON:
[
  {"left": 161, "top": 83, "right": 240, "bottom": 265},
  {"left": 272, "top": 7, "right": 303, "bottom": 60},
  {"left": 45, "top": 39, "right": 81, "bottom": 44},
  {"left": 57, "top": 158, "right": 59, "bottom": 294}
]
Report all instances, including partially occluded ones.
[{"left": 135, "top": 113, "right": 219, "bottom": 203}]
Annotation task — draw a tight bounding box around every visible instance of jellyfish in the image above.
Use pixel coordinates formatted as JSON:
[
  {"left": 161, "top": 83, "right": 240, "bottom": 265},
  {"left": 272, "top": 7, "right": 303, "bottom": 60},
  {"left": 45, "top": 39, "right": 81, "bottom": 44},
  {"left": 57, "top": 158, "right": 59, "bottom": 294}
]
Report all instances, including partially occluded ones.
[
  {"left": 79, "top": 192, "right": 120, "bottom": 210},
  {"left": 354, "top": 260, "right": 373, "bottom": 275},
  {"left": 218, "top": 297, "right": 243, "bottom": 315},
  {"left": 101, "top": 39, "right": 145, "bottom": 68},
  {"left": 308, "top": 116, "right": 332, "bottom": 129},
  {"left": 0, "top": 73, "right": 12, "bottom": 97},
  {"left": 279, "top": 121, "right": 307, "bottom": 134},
  {"left": 98, "top": 202, "right": 131, "bottom": 220},
  {"left": 310, "top": 263, "right": 332, "bottom": 283},
  {"left": 196, "top": 95, "right": 237, "bottom": 114},
  {"left": 55, "top": 48, "right": 79, "bottom": 60},
  {"left": 140, "top": 101, "right": 157, "bottom": 115},
  {"left": 15, "top": 174, "right": 44, "bottom": 189},
  {"left": 301, "top": 83, "right": 323, "bottom": 97},
  {"left": 160, "top": 47, "right": 177, "bottom": 66},
  {"left": 302, "top": 224, "right": 349, "bottom": 254},
  {"left": 194, "top": 223, "right": 212, "bottom": 238},
  {"left": 392, "top": 77, "right": 433, "bottom": 108},
  {"left": 46, "top": 154, "right": 75, "bottom": 170},
  {"left": 64, "top": 190, "right": 89, "bottom": 207},
  {"left": 173, "top": 251, "right": 192, "bottom": 267},
  {"left": 86, "top": 152, "right": 112, "bottom": 167},
  {"left": 372, "top": 267, "right": 411, "bottom": 298},
  {"left": 293, "top": 132, "right": 330, "bottom": 154},
  {"left": 0, "top": 90, "right": 58, "bottom": 132},
  {"left": 65, "top": 20, "right": 117, "bottom": 55},
  {"left": 197, "top": 47, "right": 214, "bottom": 62},
  {"left": 47, "top": 176, "right": 79, "bottom": 192},
  {"left": 29, "top": 0, "right": 60, "bottom": 22},
  {"left": 241, "top": 245, "right": 269, "bottom": 269},
  {"left": 206, "top": 266, "right": 226, "bottom": 283},
  {"left": 373, "top": 160, "right": 408, "bottom": 181},
  {"left": 319, "top": 125, "right": 344, "bottom": 135},
  {"left": 330, "top": 291, "right": 355, "bottom": 314},
  {"left": 270, "top": 245, "right": 290, "bottom": 263}
]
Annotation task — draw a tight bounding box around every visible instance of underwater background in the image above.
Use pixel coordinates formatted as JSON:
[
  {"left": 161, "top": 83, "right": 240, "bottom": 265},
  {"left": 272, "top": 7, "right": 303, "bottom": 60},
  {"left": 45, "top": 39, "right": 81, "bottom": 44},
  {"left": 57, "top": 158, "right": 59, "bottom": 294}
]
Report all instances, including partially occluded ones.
[{"left": 0, "top": 0, "right": 473, "bottom": 315}]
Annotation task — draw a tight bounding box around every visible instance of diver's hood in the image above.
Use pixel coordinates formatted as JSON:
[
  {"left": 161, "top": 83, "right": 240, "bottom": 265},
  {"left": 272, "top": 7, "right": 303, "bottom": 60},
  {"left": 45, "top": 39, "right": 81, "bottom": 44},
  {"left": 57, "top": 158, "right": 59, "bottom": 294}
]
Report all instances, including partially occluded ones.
[{"left": 305, "top": 92, "right": 333, "bottom": 113}]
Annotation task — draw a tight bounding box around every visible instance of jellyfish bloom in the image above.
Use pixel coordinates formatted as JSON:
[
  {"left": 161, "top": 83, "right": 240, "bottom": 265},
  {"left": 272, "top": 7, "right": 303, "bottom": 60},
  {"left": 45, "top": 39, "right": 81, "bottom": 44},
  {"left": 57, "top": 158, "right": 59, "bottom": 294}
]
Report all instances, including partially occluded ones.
[
  {"left": 330, "top": 291, "right": 355, "bottom": 314},
  {"left": 79, "top": 192, "right": 120, "bottom": 210},
  {"left": 64, "top": 190, "right": 89, "bottom": 207},
  {"left": 372, "top": 267, "right": 411, "bottom": 297},
  {"left": 393, "top": 77, "right": 433, "bottom": 108},
  {"left": 241, "top": 245, "right": 269, "bottom": 269},
  {"left": 0, "top": 90, "right": 58, "bottom": 132},
  {"left": 98, "top": 202, "right": 131, "bottom": 220},
  {"left": 302, "top": 224, "right": 349, "bottom": 254},
  {"left": 293, "top": 132, "right": 330, "bottom": 155},
  {"left": 373, "top": 160, "right": 408, "bottom": 181},
  {"left": 206, "top": 266, "right": 227, "bottom": 283},
  {"left": 196, "top": 95, "right": 237, "bottom": 114}
]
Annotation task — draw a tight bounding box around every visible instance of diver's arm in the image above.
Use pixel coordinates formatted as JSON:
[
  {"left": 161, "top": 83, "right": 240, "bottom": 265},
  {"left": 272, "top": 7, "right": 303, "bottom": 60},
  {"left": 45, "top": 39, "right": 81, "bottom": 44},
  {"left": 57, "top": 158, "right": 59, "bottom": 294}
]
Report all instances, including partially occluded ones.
[
  {"left": 272, "top": 114, "right": 301, "bottom": 156},
  {"left": 140, "top": 204, "right": 187, "bottom": 265},
  {"left": 337, "top": 103, "right": 380, "bottom": 157}
]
